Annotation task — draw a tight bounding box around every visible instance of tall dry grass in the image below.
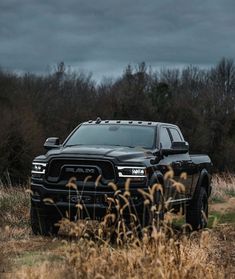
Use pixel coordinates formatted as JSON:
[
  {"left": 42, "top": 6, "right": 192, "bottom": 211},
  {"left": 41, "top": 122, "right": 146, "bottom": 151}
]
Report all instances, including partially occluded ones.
[
  {"left": 0, "top": 185, "right": 30, "bottom": 240},
  {"left": 1, "top": 174, "right": 235, "bottom": 278},
  {"left": 211, "top": 173, "right": 235, "bottom": 202},
  {"left": 13, "top": 229, "right": 223, "bottom": 279}
]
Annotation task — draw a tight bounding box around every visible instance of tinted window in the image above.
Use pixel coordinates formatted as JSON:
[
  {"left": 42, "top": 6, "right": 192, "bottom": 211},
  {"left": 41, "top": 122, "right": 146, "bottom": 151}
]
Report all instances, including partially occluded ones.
[
  {"left": 160, "top": 127, "right": 171, "bottom": 149},
  {"left": 170, "top": 128, "right": 182, "bottom": 142},
  {"left": 65, "top": 124, "right": 156, "bottom": 149}
]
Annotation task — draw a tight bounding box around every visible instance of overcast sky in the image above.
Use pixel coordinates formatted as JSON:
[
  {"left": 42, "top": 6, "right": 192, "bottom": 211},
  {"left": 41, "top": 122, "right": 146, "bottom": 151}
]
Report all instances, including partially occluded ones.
[{"left": 0, "top": 0, "right": 235, "bottom": 81}]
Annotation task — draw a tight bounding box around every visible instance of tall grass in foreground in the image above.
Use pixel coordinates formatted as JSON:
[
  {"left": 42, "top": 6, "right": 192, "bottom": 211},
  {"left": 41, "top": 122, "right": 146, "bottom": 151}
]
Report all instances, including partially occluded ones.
[
  {"left": 12, "top": 229, "right": 223, "bottom": 279},
  {"left": 0, "top": 174, "right": 234, "bottom": 278}
]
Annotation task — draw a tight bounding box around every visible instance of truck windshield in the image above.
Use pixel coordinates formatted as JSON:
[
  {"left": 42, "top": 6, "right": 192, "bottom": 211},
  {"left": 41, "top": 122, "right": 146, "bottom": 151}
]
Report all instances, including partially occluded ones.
[{"left": 65, "top": 124, "right": 156, "bottom": 149}]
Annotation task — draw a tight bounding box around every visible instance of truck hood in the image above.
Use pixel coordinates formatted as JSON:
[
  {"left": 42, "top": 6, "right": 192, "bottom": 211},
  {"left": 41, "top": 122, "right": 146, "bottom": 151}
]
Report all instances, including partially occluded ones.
[{"left": 44, "top": 145, "right": 154, "bottom": 164}]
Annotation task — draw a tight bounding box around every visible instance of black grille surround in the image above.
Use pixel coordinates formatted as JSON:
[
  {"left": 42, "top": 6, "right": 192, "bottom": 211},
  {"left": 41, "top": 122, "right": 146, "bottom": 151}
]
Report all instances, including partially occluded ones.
[{"left": 46, "top": 158, "right": 116, "bottom": 184}]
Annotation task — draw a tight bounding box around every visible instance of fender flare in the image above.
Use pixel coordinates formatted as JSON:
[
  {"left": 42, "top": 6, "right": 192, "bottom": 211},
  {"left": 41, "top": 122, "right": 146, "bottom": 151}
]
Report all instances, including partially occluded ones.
[{"left": 193, "top": 168, "right": 211, "bottom": 198}]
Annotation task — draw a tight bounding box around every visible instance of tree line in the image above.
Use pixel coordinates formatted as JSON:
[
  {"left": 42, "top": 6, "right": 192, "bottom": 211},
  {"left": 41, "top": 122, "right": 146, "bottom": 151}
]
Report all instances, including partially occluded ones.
[{"left": 0, "top": 58, "right": 235, "bottom": 184}]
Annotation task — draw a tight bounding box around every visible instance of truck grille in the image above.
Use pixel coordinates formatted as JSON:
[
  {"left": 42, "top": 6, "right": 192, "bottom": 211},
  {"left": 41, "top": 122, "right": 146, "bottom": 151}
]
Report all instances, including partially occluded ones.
[{"left": 46, "top": 158, "right": 116, "bottom": 184}]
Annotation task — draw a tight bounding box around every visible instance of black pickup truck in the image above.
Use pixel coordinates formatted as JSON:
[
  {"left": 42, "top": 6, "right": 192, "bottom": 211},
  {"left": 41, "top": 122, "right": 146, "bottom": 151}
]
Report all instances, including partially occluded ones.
[{"left": 30, "top": 119, "right": 212, "bottom": 235}]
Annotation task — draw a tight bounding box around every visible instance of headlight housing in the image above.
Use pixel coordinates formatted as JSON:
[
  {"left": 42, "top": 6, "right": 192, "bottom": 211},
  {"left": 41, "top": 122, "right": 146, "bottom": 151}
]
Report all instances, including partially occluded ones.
[
  {"left": 117, "top": 166, "right": 147, "bottom": 178},
  {"left": 32, "top": 162, "right": 47, "bottom": 178}
]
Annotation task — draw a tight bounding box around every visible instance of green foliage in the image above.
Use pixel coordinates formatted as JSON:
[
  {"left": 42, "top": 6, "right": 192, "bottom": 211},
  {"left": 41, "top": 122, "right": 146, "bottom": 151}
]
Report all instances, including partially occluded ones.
[
  {"left": 208, "top": 211, "right": 235, "bottom": 226},
  {"left": 14, "top": 250, "right": 64, "bottom": 267}
]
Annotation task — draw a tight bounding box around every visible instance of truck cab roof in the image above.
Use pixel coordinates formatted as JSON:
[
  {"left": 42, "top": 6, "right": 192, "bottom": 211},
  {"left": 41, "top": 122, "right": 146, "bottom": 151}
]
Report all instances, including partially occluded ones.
[{"left": 82, "top": 119, "right": 178, "bottom": 129}]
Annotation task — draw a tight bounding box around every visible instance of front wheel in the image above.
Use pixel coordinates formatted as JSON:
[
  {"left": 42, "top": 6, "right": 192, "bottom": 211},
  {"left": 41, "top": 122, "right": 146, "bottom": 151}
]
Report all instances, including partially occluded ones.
[
  {"left": 186, "top": 187, "right": 208, "bottom": 230},
  {"left": 30, "top": 207, "right": 60, "bottom": 236}
]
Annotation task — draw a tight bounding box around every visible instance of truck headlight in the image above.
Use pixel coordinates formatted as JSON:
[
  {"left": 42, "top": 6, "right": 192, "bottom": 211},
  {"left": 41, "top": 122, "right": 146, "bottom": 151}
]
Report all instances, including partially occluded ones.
[
  {"left": 117, "top": 166, "right": 147, "bottom": 178},
  {"left": 32, "top": 162, "right": 47, "bottom": 176}
]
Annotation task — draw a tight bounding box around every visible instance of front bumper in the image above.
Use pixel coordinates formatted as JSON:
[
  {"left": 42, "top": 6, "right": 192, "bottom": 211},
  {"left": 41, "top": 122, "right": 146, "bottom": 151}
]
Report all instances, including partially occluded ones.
[{"left": 31, "top": 182, "right": 148, "bottom": 220}]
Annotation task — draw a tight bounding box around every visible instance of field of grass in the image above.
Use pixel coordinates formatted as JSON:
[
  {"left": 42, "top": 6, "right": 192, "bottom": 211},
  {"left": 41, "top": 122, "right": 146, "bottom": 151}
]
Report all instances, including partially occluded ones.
[{"left": 0, "top": 174, "right": 235, "bottom": 279}]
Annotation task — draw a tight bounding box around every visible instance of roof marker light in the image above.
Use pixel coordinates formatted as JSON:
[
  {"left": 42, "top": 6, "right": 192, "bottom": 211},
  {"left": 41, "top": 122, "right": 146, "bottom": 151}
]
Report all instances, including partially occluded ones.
[{"left": 95, "top": 117, "right": 102, "bottom": 124}]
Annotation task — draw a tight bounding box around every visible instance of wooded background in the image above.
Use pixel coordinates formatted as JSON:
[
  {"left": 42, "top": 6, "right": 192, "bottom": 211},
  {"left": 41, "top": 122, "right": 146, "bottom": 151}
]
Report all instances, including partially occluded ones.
[{"left": 1, "top": 58, "right": 235, "bottom": 183}]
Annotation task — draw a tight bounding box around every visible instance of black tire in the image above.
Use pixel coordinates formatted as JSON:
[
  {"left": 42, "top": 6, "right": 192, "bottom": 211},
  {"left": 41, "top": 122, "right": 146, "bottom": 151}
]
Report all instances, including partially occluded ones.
[
  {"left": 186, "top": 187, "right": 208, "bottom": 230},
  {"left": 30, "top": 207, "right": 60, "bottom": 236}
]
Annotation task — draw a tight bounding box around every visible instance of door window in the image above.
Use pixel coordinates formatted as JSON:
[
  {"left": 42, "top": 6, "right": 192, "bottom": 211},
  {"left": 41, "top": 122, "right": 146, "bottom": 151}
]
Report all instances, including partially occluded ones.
[
  {"left": 160, "top": 127, "right": 172, "bottom": 149},
  {"left": 169, "top": 128, "right": 183, "bottom": 142}
]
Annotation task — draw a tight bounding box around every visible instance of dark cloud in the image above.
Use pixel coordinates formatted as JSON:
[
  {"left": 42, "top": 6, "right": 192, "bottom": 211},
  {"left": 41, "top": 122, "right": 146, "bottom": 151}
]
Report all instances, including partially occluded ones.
[{"left": 0, "top": 0, "right": 235, "bottom": 80}]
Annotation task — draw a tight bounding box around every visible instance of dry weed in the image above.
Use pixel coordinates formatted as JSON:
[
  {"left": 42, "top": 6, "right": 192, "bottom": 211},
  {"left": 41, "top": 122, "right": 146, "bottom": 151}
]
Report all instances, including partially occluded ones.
[
  {"left": 1, "top": 174, "right": 234, "bottom": 278},
  {"left": 211, "top": 173, "right": 235, "bottom": 202}
]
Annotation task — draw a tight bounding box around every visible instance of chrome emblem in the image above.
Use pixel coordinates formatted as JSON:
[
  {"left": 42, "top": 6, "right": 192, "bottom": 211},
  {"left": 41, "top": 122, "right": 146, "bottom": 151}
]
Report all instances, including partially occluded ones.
[{"left": 65, "top": 167, "right": 96, "bottom": 174}]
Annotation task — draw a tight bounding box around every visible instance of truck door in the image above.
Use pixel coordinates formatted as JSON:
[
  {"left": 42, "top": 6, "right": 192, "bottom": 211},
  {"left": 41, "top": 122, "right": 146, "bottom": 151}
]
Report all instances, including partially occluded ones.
[{"left": 158, "top": 126, "right": 193, "bottom": 200}]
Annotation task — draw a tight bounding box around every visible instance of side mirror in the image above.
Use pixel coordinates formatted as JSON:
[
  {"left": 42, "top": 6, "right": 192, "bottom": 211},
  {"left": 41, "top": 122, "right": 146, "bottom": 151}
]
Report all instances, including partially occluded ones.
[
  {"left": 161, "top": 141, "right": 189, "bottom": 155},
  {"left": 44, "top": 137, "right": 60, "bottom": 150},
  {"left": 172, "top": 141, "right": 189, "bottom": 152}
]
